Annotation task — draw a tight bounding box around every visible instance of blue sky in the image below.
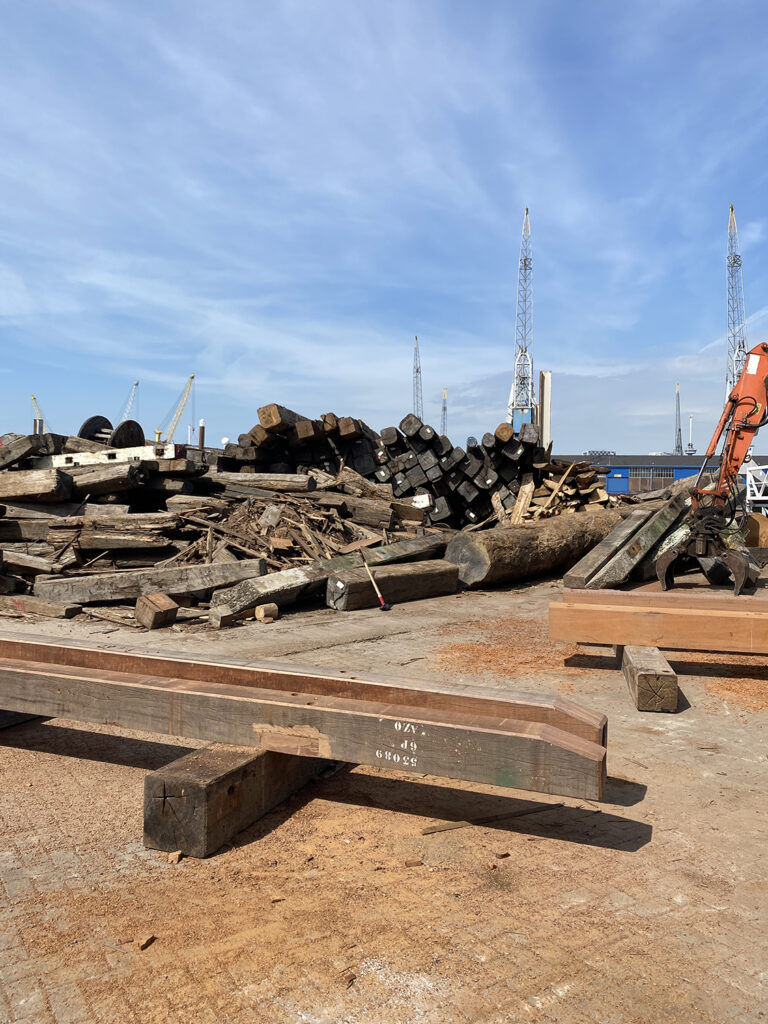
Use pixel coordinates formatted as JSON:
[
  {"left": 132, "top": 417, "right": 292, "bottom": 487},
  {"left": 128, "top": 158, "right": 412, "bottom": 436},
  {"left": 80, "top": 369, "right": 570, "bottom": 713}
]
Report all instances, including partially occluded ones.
[{"left": 2, "top": 0, "right": 768, "bottom": 452}]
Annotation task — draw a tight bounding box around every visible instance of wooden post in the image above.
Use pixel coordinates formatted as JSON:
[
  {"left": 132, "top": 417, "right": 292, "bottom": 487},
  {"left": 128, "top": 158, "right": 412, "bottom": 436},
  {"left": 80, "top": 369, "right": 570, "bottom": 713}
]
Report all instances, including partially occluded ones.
[
  {"left": 621, "top": 646, "right": 678, "bottom": 712},
  {"left": 144, "top": 744, "right": 331, "bottom": 857}
]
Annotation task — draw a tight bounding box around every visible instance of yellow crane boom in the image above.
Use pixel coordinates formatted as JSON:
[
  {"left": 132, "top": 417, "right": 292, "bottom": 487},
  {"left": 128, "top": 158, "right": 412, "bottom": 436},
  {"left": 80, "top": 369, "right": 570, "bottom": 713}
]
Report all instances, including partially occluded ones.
[{"left": 155, "top": 374, "right": 194, "bottom": 443}]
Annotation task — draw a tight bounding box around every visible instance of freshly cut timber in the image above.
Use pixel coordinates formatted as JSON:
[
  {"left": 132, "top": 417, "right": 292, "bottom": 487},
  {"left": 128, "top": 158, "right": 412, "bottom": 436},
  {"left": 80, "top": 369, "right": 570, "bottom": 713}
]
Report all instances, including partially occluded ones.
[
  {"left": 445, "top": 509, "right": 622, "bottom": 587},
  {"left": 327, "top": 559, "right": 459, "bottom": 610},
  {"left": 0, "top": 634, "right": 608, "bottom": 800}
]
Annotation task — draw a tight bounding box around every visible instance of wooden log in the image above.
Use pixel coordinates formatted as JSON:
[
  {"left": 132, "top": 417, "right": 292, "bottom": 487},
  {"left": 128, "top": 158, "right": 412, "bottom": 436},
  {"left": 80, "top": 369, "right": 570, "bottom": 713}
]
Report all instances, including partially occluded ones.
[
  {"left": 405, "top": 466, "right": 428, "bottom": 489},
  {"left": 0, "top": 638, "right": 608, "bottom": 800},
  {"left": 61, "top": 435, "right": 108, "bottom": 454},
  {"left": 66, "top": 463, "right": 146, "bottom": 497},
  {"left": 327, "top": 559, "right": 459, "bottom": 610},
  {"left": 519, "top": 423, "right": 540, "bottom": 445},
  {"left": 210, "top": 534, "right": 452, "bottom": 625},
  {"left": 34, "top": 559, "right": 267, "bottom": 605},
  {"left": 380, "top": 426, "right": 404, "bottom": 448},
  {"left": 621, "top": 646, "right": 678, "bottom": 713},
  {"left": 165, "top": 495, "right": 230, "bottom": 513},
  {"left": 257, "top": 404, "right": 304, "bottom": 433},
  {"left": 0, "top": 595, "right": 79, "bottom": 618},
  {"left": 0, "top": 435, "right": 44, "bottom": 470},
  {"left": 48, "top": 512, "right": 177, "bottom": 531},
  {"left": 494, "top": 423, "right": 516, "bottom": 444},
  {"left": 254, "top": 603, "right": 278, "bottom": 621},
  {"left": 206, "top": 471, "right": 313, "bottom": 493},
  {"left": 0, "top": 470, "right": 71, "bottom": 503},
  {"left": 143, "top": 744, "right": 330, "bottom": 857},
  {"left": 321, "top": 412, "right": 339, "bottom": 434},
  {"left": 445, "top": 509, "right": 622, "bottom": 587},
  {"left": 337, "top": 417, "right": 362, "bottom": 441},
  {"left": 135, "top": 593, "right": 179, "bottom": 629},
  {"left": 585, "top": 494, "right": 688, "bottom": 589},
  {"left": 563, "top": 508, "right": 654, "bottom": 588}
]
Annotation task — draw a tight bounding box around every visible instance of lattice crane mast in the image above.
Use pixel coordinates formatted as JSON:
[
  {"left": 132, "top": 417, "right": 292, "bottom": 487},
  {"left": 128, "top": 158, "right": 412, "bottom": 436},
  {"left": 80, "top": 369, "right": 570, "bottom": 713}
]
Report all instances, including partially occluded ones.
[
  {"left": 119, "top": 381, "right": 139, "bottom": 424},
  {"left": 506, "top": 207, "right": 536, "bottom": 427},
  {"left": 155, "top": 374, "right": 195, "bottom": 443}
]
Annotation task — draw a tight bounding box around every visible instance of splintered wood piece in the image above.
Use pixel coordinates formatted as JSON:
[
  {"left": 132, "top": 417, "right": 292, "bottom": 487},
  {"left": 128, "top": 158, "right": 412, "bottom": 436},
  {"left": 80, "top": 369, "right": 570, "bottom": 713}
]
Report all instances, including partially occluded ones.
[{"left": 509, "top": 474, "right": 535, "bottom": 524}]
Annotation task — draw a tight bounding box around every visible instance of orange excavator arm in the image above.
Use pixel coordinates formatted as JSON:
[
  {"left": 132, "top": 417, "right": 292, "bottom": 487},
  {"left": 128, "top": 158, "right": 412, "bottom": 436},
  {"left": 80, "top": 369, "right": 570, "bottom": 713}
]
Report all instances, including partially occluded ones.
[
  {"left": 656, "top": 341, "right": 768, "bottom": 595},
  {"left": 692, "top": 341, "right": 768, "bottom": 510}
]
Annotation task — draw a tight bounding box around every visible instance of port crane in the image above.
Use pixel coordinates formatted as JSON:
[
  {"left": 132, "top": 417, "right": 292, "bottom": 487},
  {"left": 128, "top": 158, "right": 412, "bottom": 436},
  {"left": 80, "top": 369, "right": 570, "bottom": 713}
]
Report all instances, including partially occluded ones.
[
  {"left": 155, "top": 375, "right": 195, "bottom": 443},
  {"left": 118, "top": 381, "right": 139, "bottom": 424},
  {"left": 30, "top": 395, "right": 52, "bottom": 434}
]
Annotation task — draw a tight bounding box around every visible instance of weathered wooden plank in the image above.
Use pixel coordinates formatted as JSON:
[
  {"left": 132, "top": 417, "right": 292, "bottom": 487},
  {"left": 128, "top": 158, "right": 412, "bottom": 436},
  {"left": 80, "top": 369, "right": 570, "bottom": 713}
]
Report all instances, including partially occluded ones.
[
  {"left": 0, "top": 655, "right": 606, "bottom": 800},
  {"left": 327, "top": 560, "right": 459, "bottom": 611},
  {"left": 585, "top": 494, "right": 688, "bottom": 589},
  {"left": 0, "top": 470, "right": 71, "bottom": 503},
  {"left": 209, "top": 534, "right": 451, "bottom": 624},
  {"left": 34, "top": 559, "right": 267, "bottom": 604},
  {"left": 144, "top": 744, "right": 330, "bottom": 857},
  {"left": 66, "top": 463, "right": 147, "bottom": 497},
  {"left": 0, "top": 435, "right": 44, "bottom": 471},
  {"left": 0, "top": 595, "right": 79, "bottom": 618},
  {"left": 563, "top": 508, "right": 654, "bottom": 588},
  {"left": 207, "top": 471, "right": 313, "bottom": 492},
  {"left": 0, "top": 550, "right": 57, "bottom": 576},
  {"left": 509, "top": 473, "right": 535, "bottom": 524},
  {"left": 621, "top": 646, "right": 678, "bottom": 712},
  {"left": 550, "top": 599, "right": 768, "bottom": 654},
  {"left": 0, "top": 520, "right": 52, "bottom": 542}
]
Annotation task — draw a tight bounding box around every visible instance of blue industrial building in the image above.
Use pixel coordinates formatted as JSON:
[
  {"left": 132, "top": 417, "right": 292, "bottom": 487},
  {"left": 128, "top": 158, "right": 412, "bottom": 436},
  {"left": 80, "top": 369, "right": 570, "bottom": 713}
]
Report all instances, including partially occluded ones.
[{"left": 556, "top": 454, "right": 768, "bottom": 496}]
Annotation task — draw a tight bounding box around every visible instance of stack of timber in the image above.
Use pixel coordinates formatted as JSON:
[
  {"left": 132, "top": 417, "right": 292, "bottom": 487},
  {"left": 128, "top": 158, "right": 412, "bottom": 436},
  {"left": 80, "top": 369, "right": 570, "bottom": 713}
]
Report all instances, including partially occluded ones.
[
  {"left": 372, "top": 416, "right": 616, "bottom": 529},
  {"left": 0, "top": 416, "right": 622, "bottom": 629},
  {"left": 224, "top": 404, "right": 382, "bottom": 479}
]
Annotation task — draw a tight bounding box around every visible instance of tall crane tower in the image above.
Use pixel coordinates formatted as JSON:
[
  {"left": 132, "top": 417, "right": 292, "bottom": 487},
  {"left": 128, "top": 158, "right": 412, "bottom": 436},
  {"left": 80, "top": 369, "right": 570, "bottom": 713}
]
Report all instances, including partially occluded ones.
[
  {"left": 673, "top": 383, "right": 683, "bottom": 456},
  {"left": 506, "top": 207, "right": 535, "bottom": 426},
  {"left": 412, "top": 336, "right": 423, "bottom": 420},
  {"left": 440, "top": 387, "right": 447, "bottom": 436},
  {"left": 726, "top": 203, "right": 749, "bottom": 396}
]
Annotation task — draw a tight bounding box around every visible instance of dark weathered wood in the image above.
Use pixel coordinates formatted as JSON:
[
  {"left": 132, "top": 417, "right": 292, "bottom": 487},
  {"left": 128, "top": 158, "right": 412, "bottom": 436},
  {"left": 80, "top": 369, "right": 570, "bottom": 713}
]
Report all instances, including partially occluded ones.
[
  {"left": 327, "top": 560, "right": 458, "bottom": 610},
  {"left": 563, "top": 508, "right": 654, "bottom": 588},
  {"left": 257, "top": 404, "right": 304, "bottom": 433},
  {"left": 0, "top": 470, "right": 71, "bottom": 503},
  {"left": 380, "top": 426, "right": 404, "bottom": 448},
  {"left": 144, "top": 743, "right": 330, "bottom": 857},
  {"left": 207, "top": 471, "right": 314, "bottom": 492},
  {"left": 135, "top": 593, "right": 179, "bottom": 629},
  {"left": 66, "top": 463, "right": 146, "bottom": 497},
  {"left": 34, "top": 559, "right": 267, "bottom": 604},
  {"left": 621, "top": 646, "right": 678, "bottom": 712},
  {"left": 445, "top": 509, "right": 622, "bottom": 587},
  {"left": 0, "top": 520, "right": 54, "bottom": 541},
  {"left": 585, "top": 495, "right": 688, "bottom": 589},
  {"left": 0, "top": 435, "right": 44, "bottom": 470},
  {"left": 210, "top": 534, "right": 453, "bottom": 624},
  {"left": 399, "top": 414, "right": 423, "bottom": 438},
  {"left": 0, "top": 639, "right": 607, "bottom": 800}
]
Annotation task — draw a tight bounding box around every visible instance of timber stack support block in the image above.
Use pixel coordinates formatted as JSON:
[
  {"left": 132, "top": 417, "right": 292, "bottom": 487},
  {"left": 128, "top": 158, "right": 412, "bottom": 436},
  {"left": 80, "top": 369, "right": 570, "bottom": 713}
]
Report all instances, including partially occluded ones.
[
  {"left": 622, "top": 646, "right": 678, "bottom": 713},
  {"left": 144, "top": 743, "right": 333, "bottom": 858}
]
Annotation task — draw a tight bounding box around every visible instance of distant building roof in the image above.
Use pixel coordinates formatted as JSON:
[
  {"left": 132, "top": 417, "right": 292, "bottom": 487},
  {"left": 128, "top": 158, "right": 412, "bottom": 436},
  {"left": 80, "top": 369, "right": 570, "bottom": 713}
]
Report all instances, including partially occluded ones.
[{"left": 554, "top": 454, "right": 768, "bottom": 468}]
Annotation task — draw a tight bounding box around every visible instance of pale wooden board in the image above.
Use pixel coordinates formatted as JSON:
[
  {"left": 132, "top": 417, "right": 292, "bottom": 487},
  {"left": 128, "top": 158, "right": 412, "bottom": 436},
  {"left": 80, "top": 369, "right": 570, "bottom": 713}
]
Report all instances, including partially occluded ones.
[{"left": 550, "top": 599, "right": 768, "bottom": 654}]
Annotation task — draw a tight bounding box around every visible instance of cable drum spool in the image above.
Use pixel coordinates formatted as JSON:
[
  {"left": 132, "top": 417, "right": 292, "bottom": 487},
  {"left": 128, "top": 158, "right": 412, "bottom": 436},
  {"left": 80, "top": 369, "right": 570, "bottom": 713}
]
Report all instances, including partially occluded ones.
[{"left": 78, "top": 416, "right": 145, "bottom": 449}]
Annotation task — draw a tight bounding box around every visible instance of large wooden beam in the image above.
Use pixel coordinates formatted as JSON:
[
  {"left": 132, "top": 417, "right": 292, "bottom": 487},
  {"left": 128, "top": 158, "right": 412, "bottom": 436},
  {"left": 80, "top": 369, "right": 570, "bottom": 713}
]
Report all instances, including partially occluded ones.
[
  {"left": 0, "top": 635, "right": 607, "bottom": 800},
  {"left": 550, "top": 596, "right": 768, "bottom": 654},
  {"left": 563, "top": 508, "right": 653, "bottom": 589}
]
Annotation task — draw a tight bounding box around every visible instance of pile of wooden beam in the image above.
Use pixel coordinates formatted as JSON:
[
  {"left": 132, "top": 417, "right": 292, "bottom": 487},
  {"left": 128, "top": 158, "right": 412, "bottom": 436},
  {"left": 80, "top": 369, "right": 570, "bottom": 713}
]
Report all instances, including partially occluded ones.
[
  {"left": 373, "top": 416, "right": 615, "bottom": 529},
  {"left": 226, "top": 404, "right": 381, "bottom": 478}
]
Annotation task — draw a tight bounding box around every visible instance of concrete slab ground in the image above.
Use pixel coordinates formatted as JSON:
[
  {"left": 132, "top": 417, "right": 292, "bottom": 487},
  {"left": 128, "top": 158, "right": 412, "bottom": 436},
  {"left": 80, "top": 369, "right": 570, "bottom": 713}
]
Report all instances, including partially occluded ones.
[{"left": 0, "top": 578, "right": 767, "bottom": 1023}]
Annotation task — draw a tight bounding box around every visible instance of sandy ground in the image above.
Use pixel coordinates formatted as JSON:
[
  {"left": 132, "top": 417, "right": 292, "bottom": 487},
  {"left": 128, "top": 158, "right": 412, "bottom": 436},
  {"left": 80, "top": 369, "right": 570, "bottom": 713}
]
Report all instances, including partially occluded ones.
[{"left": 1, "top": 579, "right": 767, "bottom": 1023}]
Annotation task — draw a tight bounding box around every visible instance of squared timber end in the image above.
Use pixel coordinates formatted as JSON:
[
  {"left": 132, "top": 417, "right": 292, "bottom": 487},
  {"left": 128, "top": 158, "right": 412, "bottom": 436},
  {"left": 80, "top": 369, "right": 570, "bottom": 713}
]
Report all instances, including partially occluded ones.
[{"left": 622, "top": 646, "right": 678, "bottom": 713}]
